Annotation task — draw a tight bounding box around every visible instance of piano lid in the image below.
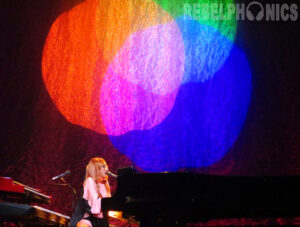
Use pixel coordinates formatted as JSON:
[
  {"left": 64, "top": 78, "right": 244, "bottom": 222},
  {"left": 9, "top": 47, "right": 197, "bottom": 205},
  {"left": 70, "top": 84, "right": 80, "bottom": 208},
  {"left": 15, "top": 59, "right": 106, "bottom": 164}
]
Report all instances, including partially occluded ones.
[
  {"left": 102, "top": 171, "right": 300, "bottom": 223},
  {"left": 0, "top": 177, "right": 24, "bottom": 194}
]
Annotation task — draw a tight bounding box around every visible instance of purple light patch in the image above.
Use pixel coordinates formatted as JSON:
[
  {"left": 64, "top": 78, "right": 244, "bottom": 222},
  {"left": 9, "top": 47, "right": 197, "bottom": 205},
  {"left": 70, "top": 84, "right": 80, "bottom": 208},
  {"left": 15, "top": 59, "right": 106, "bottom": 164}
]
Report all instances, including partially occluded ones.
[{"left": 100, "top": 22, "right": 185, "bottom": 136}]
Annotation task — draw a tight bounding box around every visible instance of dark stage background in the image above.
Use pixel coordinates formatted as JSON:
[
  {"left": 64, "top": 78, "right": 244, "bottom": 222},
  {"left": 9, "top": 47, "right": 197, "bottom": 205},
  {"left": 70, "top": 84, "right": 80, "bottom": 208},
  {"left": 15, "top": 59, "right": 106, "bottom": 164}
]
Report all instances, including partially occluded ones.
[{"left": 0, "top": 0, "right": 299, "bottom": 226}]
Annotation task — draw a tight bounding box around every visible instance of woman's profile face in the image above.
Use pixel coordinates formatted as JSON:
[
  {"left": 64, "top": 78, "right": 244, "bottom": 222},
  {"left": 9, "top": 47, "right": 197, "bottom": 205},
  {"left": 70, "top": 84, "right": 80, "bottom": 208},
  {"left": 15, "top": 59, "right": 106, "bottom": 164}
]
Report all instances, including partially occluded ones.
[{"left": 97, "top": 163, "right": 108, "bottom": 179}]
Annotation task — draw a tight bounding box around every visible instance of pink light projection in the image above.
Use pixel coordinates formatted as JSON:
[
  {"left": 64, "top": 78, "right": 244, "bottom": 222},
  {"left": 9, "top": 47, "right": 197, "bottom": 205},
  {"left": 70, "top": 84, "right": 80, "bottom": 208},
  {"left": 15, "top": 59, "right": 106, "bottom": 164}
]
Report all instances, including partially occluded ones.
[{"left": 99, "top": 23, "right": 185, "bottom": 135}]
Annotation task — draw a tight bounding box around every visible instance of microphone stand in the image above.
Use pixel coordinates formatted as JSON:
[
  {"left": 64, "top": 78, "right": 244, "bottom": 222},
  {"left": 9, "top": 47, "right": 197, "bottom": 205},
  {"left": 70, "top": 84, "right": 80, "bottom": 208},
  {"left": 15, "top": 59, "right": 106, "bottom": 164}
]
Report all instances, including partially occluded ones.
[
  {"left": 60, "top": 177, "right": 77, "bottom": 196},
  {"left": 50, "top": 177, "right": 77, "bottom": 210},
  {"left": 60, "top": 177, "right": 78, "bottom": 210}
]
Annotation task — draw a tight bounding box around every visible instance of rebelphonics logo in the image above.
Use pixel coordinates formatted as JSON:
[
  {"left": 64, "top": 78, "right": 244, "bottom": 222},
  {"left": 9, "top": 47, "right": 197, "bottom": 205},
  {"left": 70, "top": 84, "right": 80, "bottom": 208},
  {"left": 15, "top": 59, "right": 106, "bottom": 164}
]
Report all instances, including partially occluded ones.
[{"left": 183, "top": 2, "right": 298, "bottom": 21}]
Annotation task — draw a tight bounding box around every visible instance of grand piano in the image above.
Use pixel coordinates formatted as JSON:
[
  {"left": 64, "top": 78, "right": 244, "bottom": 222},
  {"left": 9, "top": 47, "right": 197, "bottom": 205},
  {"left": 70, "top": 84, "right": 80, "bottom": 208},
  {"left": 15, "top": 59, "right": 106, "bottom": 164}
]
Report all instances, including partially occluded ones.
[
  {"left": 102, "top": 167, "right": 300, "bottom": 227},
  {"left": 0, "top": 177, "right": 70, "bottom": 227}
]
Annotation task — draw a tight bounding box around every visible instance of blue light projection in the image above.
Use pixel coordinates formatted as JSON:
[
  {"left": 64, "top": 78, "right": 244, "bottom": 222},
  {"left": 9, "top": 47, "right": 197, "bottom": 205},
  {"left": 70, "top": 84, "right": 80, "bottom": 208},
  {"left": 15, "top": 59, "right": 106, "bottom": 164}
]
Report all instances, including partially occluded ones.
[
  {"left": 109, "top": 41, "right": 252, "bottom": 172},
  {"left": 176, "top": 17, "right": 234, "bottom": 83}
]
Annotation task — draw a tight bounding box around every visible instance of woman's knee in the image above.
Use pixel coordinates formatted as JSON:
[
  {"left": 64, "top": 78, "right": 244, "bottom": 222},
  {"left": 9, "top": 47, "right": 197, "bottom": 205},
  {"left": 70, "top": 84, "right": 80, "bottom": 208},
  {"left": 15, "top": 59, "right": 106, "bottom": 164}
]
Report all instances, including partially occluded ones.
[{"left": 76, "top": 221, "right": 91, "bottom": 227}]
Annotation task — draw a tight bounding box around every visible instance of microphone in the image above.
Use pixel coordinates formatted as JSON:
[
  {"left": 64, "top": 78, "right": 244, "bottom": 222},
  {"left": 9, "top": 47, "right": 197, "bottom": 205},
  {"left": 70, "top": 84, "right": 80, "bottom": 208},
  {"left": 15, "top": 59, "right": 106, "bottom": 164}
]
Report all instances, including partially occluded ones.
[
  {"left": 106, "top": 170, "right": 117, "bottom": 178},
  {"left": 52, "top": 170, "right": 71, "bottom": 181}
]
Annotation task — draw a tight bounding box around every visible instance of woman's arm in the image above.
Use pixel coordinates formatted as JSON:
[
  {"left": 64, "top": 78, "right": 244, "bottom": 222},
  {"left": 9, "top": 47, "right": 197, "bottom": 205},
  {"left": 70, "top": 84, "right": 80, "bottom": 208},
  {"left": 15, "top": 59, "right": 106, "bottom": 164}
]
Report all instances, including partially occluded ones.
[{"left": 82, "top": 177, "right": 102, "bottom": 215}]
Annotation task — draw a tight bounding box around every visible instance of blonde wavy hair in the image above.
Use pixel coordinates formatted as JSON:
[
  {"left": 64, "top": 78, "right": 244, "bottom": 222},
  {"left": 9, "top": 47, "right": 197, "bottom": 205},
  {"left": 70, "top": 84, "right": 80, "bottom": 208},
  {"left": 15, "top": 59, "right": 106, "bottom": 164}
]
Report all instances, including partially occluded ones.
[{"left": 85, "top": 157, "right": 111, "bottom": 197}]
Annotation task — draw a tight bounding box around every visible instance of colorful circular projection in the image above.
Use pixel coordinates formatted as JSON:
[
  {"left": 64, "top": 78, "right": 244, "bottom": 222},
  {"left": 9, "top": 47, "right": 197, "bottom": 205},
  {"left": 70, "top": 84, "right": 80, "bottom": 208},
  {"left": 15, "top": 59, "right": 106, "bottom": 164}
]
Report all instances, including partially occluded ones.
[{"left": 42, "top": 0, "right": 251, "bottom": 171}]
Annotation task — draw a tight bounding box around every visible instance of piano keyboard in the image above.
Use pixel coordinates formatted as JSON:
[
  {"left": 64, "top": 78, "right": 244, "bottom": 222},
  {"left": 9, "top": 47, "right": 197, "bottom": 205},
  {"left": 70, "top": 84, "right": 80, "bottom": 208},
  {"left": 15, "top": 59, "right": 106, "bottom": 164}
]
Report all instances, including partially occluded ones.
[
  {"left": 14, "top": 180, "right": 51, "bottom": 204},
  {"left": 0, "top": 202, "right": 70, "bottom": 226}
]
